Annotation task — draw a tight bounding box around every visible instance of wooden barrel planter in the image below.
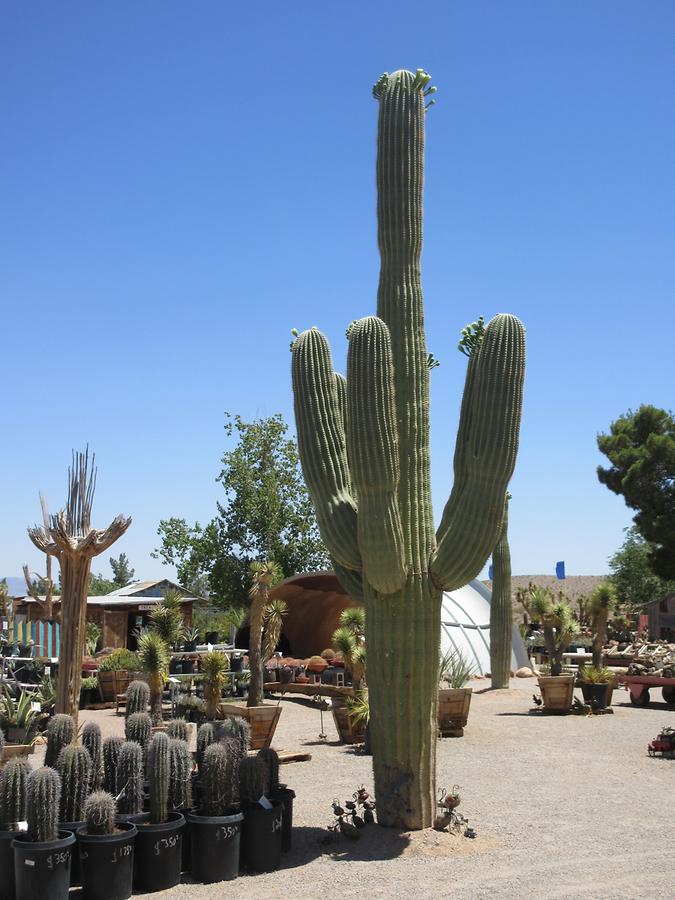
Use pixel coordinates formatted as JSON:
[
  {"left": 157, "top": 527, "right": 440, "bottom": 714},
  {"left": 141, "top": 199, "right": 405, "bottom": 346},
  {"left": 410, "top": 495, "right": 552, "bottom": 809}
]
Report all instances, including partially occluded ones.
[
  {"left": 537, "top": 674, "right": 575, "bottom": 712},
  {"left": 331, "top": 698, "right": 365, "bottom": 744},
  {"left": 219, "top": 703, "right": 281, "bottom": 750},
  {"left": 437, "top": 688, "right": 472, "bottom": 737}
]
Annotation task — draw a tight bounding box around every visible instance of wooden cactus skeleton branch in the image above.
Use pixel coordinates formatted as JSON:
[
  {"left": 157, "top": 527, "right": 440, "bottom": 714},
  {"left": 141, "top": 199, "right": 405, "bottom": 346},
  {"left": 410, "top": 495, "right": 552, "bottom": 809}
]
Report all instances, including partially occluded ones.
[{"left": 27, "top": 450, "right": 131, "bottom": 720}]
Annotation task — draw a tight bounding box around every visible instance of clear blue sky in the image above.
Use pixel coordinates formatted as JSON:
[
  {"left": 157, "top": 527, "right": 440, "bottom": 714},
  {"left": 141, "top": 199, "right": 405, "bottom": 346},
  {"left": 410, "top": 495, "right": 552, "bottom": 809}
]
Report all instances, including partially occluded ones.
[{"left": 2, "top": 1, "right": 673, "bottom": 586}]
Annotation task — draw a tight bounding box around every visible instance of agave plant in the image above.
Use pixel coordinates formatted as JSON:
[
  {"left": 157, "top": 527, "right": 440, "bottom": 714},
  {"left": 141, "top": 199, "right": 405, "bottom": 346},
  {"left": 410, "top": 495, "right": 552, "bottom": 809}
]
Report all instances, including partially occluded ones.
[
  {"left": 137, "top": 631, "right": 169, "bottom": 725},
  {"left": 438, "top": 650, "right": 475, "bottom": 689}
]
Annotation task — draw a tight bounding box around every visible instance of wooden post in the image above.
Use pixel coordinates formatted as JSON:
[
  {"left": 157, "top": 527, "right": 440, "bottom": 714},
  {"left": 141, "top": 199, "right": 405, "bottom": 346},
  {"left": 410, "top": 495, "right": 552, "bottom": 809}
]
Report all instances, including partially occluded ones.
[{"left": 28, "top": 450, "right": 131, "bottom": 721}]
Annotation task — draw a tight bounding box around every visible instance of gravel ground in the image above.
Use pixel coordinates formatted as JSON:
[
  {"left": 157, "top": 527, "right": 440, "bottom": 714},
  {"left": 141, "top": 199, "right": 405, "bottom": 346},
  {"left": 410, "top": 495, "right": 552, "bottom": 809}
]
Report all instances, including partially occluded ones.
[{"left": 36, "top": 678, "right": 674, "bottom": 899}]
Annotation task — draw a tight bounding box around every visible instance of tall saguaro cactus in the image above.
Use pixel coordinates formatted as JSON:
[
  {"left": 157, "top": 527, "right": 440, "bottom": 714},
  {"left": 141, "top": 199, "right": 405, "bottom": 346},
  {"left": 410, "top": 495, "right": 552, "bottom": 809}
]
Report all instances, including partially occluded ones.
[
  {"left": 291, "top": 69, "right": 525, "bottom": 829},
  {"left": 490, "top": 497, "right": 513, "bottom": 689}
]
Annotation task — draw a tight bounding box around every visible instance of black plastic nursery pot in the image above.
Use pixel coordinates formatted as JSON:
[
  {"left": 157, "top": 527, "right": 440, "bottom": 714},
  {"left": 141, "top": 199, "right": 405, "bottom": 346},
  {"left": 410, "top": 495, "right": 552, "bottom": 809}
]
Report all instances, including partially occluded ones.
[
  {"left": 60, "top": 819, "right": 84, "bottom": 884},
  {"left": 240, "top": 800, "right": 283, "bottom": 873},
  {"left": 0, "top": 830, "right": 19, "bottom": 900},
  {"left": 13, "top": 830, "right": 76, "bottom": 900},
  {"left": 187, "top": 810, "right": 243, "bottom": 883},
  {"left": 580, "top": 682, "right": 609, "bottom": 709},
  {"left": 129, "top": 811, "right": 185, "bottom": 893},
  {"left": 77, "top": 821, "right": 137, "bottom": 900},
  {"left": 270, "top": 787, "right": 295, "bottom": 853}
]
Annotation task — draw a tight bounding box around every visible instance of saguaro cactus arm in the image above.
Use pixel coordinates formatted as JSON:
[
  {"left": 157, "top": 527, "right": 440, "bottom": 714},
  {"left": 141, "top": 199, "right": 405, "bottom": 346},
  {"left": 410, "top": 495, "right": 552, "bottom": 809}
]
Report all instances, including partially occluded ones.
[
  {"left": 346, "top": 317, "right": 406, "bottom": 594},
  {"left": 291, "top": 328, "right": 360, "bottom": 570},
  {"left": 431, "top": 313, "right": 525, "bottom": 590}
]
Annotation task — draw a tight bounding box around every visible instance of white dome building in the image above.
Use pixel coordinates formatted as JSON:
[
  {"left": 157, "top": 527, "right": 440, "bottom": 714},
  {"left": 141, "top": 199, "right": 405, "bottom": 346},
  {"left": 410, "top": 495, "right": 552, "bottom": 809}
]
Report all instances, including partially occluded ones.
[{"left": 441, "top": 579, "right": 530, "bottom": 676}]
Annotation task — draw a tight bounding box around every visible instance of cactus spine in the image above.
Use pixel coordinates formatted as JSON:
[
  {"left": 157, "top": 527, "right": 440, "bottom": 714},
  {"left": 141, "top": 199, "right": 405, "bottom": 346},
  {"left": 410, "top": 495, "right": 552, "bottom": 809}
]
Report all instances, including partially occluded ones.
[
  {"left": 490, "top": 497, "right": 512, "bottom": 689},
  {"left": 147, "top": 731, "right": 170, "bottom": 824},
  {"left": 166, "top": 718, "right": 188, "bottom": 743},
  {"left": 291, "top": 69, "right": 525, "bottom": 828},
  {"left": 44, "top": 713, "right": 75, "bottom": 767},
  {"left": 84, "top": 791, "right": 116, "bottom": 835},
  {"left": 102, "top": 736, "right": 123, "bottom": 795},
  {"left": 200, "top": 739, "right": 240, "bottom": 816},
  {"left": 0, "top": 758, "right": 29, "bottom": 829},
  {"left": 57, "top": 743, "right": 92, "bottom": 823},
  {"left": 168, "top": 738, "right": 192, "bottom": 811},
  {"left": 82, "top": 721, "right": 103, "bottom": 789},
  {"left": 116, "top": 740, "right": 144, "bottom": 815},
  {"left": 125, "top": 680, "right": 150, "bottom": 718},
  {"left": 238, "top": 756, "right": 269, "bottom": 808},
  {"left": 27, "top": 767, "right": 60, "bottom": 843}
]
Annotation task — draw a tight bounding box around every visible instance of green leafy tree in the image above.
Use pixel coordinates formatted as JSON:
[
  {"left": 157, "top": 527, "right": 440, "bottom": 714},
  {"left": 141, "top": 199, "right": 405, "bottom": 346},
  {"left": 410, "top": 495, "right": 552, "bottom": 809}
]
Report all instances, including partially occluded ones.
[
  {"left": 608, "top": 526, "right": 674, "bottom": 614},
  {"left": 153, "top": 413, "right": 329, "bottom": 606},
  {"left": 110, "top": 553, "right": 135, "bottom": 587},
  {"left": 88, "top": 573, "right": 117, "bottom": 596},
  {"left": 597, "top": 405, "right": 675, "bottom": 580}
]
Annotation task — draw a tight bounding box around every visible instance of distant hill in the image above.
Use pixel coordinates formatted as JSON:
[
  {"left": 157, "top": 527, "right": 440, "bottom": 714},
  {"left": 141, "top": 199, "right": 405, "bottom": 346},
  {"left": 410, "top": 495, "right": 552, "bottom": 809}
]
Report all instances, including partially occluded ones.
[{"left": 482, "top": 574, "right": 607, "bottom": 603}]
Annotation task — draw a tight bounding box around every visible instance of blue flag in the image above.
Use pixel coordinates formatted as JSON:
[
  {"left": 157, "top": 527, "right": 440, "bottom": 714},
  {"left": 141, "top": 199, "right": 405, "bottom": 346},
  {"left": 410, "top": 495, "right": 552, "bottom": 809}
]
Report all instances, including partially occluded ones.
[
  {"left": 488, "top": 565, "right": 493, "bottom": 580},
  {"left": 555, "top": 561, "right": 565, "bottom": 580}
]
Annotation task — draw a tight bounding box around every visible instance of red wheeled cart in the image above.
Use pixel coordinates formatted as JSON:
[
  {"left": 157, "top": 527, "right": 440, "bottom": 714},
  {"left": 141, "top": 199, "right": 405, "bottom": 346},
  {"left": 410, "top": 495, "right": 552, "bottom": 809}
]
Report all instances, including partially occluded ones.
[{"left": 618, "top": 673, "right": 675, "bottom": 707}]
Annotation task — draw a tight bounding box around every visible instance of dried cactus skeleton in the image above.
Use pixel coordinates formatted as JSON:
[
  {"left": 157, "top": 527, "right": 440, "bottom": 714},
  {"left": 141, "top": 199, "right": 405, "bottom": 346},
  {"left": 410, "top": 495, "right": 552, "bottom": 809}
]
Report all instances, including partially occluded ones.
[
  {"left": 291, "top": 69, "right": 525, "bottom": 828},
  {"left": 27, "top": 450, "right": 131, "bottom": 720}
]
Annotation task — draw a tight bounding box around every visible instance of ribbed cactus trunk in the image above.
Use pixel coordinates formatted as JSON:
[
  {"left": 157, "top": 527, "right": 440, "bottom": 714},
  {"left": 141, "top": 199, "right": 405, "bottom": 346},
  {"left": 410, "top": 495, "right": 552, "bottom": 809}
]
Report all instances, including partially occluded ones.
[
  {"left": 291, "top": 70, "right": 525, "bottom": 829},
  {"left": 490, "top": 499, "right": 512, "bottom": 689}
]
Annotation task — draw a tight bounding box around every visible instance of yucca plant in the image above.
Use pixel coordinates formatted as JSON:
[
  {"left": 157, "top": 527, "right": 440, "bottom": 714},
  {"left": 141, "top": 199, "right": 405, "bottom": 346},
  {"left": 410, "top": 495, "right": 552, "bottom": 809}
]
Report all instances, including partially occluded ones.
[
  {"left": 529, "top": 587, "right": 579, "bottom": 676},
  {"left": 261, "top": 599, "right": 288, "bottom": 663},
  {"left": 149, "top": 590, "right": 185, "bottom": 650},
  {"left": 247, "top": 561, "right": 282, "bottom": 707},
  {"left": 201, "top": 652, "right": 229, "bottom": 720},
  {"left": 589, "top": 582, "right": 616, "bottom": 669},
  {"left": 137, "top": 631, "right": 169, "bottom": 725},
  {"left": 332, "top": 606, "right": 366, "bottom": 690}
]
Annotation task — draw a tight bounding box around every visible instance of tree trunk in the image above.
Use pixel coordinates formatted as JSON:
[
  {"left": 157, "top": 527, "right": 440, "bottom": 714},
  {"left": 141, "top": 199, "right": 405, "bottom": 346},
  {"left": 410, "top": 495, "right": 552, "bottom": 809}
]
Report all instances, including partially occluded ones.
[
  {"left": 56, "top": 555, "right": 91, "bottom": 722},
  {"left": 592, "top": 607, "right": 608, "bottom": 669},
  {"left": 490, "top": 501, "right": 512, "bottom": 689},
  {"left": 149, "top": 671, "right": 163, "bottom": 726},
  {"left": 366, "top": 576, "right": 441, "bottom": 829},
  {"left": 247, "top": 595, "right": 265, "bottom": 707}
]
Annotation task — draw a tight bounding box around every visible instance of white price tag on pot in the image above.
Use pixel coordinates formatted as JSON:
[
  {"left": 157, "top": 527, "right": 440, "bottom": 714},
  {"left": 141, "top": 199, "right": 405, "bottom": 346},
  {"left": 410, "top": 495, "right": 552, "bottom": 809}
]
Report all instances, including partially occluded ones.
[
  {"left": 17, "top": 821, "right": 28, "bottom": 832},
  {"left": 258, "top": 795, "right": 273, "bottom": 810},
  {"left": 31, "top": 702, "right": 41, "bottom": 712},
  {"left": 44, "top": 666, "right": 51, "bottom": 675}
]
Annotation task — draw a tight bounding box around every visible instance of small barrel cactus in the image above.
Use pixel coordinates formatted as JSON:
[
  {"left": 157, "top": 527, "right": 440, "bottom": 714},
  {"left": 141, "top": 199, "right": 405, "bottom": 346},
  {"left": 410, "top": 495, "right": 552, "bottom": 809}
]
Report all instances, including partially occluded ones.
[
  {"left": 82, "top": 721, "right": 103, "bottom": 790},
  {"left": 221, "top": 716, "right": 250, "bottom": 758},
  {"left": 0, "top": 758, "right": 30, "bottom": 829},
  {"left": 147, "top": 731, "right": 170, "bottom": 825},
  {"left": 166, "top": 718, "right": 188, "bottom": 742},
  {"left": 116, "top": 740, "right": 144, "bottom": 815},
  {"left": 126, "top": 680, "right": 150, "bottom": 718},
  {"left": 196, "top": 722, "right": 216, "bottom": 773},
  {"left": 102, "top": 735, "right": 123, "bottom": 794},
  {"left": 257, "top": 747, "right": 281, "bottom": 792},
  {"left": 57, "top": 743, "right": 92, "bottom": 823},
  {"left": 125, "top": 711, "right": 152, "bottom": 751},
  {"left": 27, "top": 767, "right": 61, "bottom": 843},
  {"left": 44, "top": 713, "right": 75, "bottom": 767},
  {"left": 201, "top": 738, "right": 240, "bottom": 816},
  {"left": 238, "top": 756, "right": 270, "bottom": 808},
  {"left": 84, "top": 791, "right": 116, "bottom": 836}
]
